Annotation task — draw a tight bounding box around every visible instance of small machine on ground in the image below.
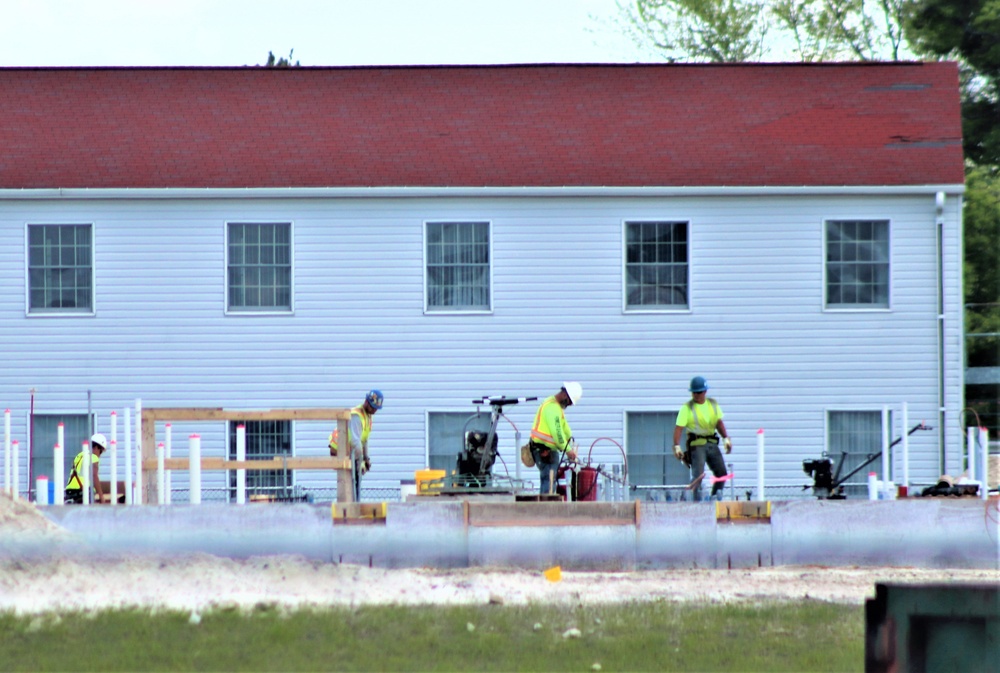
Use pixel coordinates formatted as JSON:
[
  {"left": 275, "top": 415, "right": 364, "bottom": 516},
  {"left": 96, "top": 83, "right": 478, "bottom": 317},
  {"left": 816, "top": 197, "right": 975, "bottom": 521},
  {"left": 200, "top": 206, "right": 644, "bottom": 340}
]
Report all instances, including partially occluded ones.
[{"left": 803, "top": 422, "right": 933, "bottom": 499}]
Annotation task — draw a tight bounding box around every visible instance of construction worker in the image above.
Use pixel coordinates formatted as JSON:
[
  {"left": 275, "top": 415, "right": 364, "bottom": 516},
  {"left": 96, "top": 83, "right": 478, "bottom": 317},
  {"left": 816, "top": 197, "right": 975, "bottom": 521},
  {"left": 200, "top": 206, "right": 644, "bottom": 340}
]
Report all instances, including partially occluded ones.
[
  {"left": 65, "top": 434, "right": 107, "bottom": 504},
  {"left": 529, "top": 382, "right": 581, "bottom": 495},
  {"left": 328, "top": 389, "right": 382, "bottom": 501},
  {"left": 673, "top": 376, "right": 732, "bottom": 501}
]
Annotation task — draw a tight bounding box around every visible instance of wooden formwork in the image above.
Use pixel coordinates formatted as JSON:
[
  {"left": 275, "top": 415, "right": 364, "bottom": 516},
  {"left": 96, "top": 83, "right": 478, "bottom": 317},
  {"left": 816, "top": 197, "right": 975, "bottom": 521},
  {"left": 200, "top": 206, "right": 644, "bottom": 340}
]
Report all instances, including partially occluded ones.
[{"left": 139, "top": 407, "right": 355, "bottom": 505}]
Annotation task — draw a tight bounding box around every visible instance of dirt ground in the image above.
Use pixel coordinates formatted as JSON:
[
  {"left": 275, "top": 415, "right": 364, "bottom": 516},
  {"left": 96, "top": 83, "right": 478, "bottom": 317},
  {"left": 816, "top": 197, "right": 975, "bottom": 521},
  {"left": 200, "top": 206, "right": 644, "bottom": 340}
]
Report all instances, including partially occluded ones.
[{"left": 2, "top": 493, "right": 997, "bottom": 615}]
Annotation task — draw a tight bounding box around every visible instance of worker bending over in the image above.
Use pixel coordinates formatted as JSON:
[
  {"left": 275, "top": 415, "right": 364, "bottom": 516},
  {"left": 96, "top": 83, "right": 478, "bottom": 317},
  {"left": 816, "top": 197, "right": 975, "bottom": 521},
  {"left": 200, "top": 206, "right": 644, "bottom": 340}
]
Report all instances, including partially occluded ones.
[
  {"left": 529, "top": 382, "right": 581, "bottom": 495},
  {"left": 65, "top": 433, "right": 107, "bottom": 504},
  {"left": 673, "top": 376, "right": 732, "bottom": 501},
  {"left": 329, "top": 389, "right": 383, "bottom": 501}
]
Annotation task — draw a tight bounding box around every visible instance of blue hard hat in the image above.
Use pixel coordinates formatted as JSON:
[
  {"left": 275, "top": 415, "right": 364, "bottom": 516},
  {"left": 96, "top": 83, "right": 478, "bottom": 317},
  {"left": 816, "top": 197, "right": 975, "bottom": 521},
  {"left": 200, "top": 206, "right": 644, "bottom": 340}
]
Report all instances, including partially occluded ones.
[
  {"left": 366, "top": 389, "right": 384, "bottom": 410},
  {"left": 689, "top": 376, "right": 708, "bottom": 393}
]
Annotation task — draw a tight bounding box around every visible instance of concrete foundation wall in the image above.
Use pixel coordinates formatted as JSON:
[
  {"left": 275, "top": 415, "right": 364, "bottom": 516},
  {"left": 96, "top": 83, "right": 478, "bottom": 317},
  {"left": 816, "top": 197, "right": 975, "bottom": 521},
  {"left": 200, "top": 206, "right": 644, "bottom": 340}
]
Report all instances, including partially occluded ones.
[{"left": 8, "top": 499, "right": 997, "bottom": 570}]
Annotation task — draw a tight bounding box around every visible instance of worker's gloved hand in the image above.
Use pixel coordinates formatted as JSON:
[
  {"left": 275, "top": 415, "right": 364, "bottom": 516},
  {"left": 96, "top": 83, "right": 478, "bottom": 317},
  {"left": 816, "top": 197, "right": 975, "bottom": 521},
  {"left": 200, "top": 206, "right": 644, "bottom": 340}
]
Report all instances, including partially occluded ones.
[
  {"left": 673, "top": 444, "right": 683, "bottom": 461},
  {"left": 362, "top": 457, "right": 371, "bottom": 474},
  {"left": 724, "top": 438, "right": 732, "bottom": 454}
]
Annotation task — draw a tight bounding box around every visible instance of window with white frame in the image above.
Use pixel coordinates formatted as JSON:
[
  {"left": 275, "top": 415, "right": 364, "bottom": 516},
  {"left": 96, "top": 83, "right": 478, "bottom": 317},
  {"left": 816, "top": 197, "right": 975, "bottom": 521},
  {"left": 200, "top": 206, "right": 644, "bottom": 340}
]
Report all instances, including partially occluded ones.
[
  {"left": 626, "top": 411, "right": 689, "bottom": 499},
  {"left": 425, "top": 221, "right": 491, "bottom": 312},
  {"left": 624, "top": 221, "right": 688, "bottom": 310},
  {"left": 27, "top": 224, "right": 93, "bottom": 314},
  {"left": 827, "top": 410, "right": 891, "bottom": 497},
  {"left": 228, "top": 420, "right": 292, "bottom": 501},
  {"left": 825, "top": 220, "right": 889, "bottom": 308},
  {"left": 227, "top": 223, "right": 292, "bottom": 312},
  {"left": 427, "top": 411, "right": 492, "bottom": 473}
]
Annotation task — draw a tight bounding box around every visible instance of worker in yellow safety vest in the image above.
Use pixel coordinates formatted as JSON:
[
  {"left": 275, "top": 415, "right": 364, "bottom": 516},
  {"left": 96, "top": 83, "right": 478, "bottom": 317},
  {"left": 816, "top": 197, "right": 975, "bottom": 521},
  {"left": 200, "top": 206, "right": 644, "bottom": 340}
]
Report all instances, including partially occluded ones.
[
  {"left": 673, "top": 376, "right": 732, "bottom": 501},
  {"left": 65, "top": 434, "right": 107, "bottom": 504},
  {"left": 529, "top": 382, "right": 581, "bottom": 495},
  {"left": 328, "top": 389, "right": 382, "bottom": 500}
]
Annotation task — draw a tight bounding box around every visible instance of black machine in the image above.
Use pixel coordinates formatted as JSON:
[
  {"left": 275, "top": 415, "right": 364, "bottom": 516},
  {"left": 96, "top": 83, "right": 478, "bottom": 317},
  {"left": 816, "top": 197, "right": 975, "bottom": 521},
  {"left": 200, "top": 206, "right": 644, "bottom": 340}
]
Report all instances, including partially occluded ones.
[
  {"left": 803, "top": 422, "right": 933, "bottom": 499},
  {"left": 454, "top": 395, "right": 537, "bottom": 487}
]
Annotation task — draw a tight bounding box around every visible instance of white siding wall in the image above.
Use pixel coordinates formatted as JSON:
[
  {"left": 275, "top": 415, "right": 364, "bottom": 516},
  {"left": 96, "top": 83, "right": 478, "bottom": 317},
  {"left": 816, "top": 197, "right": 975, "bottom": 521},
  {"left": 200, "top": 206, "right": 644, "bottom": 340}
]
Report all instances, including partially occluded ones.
[{"left": 0, "top": 192, "right": 964, "bottom": 495}]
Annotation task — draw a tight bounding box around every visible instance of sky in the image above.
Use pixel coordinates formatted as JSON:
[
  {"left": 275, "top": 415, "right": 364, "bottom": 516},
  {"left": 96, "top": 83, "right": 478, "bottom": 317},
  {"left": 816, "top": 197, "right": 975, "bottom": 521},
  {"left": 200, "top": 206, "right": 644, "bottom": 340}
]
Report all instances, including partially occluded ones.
[{"left": 0, "top": 0, "right": 655, "bottom": 67}]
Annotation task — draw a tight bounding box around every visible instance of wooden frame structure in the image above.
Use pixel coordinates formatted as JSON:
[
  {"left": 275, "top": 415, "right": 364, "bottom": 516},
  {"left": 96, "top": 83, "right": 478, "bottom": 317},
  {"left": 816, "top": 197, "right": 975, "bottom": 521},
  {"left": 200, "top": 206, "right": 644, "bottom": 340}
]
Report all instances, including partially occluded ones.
[{"left": 139, "top": 407, "right": 355, "bottom": 505}]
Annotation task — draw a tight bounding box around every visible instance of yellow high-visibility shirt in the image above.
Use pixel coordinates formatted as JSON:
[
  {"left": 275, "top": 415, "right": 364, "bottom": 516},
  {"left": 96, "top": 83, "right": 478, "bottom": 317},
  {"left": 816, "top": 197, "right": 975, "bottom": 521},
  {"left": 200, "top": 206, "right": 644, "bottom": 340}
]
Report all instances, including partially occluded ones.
[{"left": 530, "top": 396, "right": 572, "bottom": 452}]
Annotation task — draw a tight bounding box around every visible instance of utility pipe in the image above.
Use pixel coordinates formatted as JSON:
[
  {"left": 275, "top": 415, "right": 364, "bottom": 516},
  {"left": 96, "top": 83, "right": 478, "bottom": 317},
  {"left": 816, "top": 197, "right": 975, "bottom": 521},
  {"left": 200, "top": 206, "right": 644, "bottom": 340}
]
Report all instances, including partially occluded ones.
[
  {"left": 110, "top": 412, "right": 118, "bottom": 506},
  {"left": 54, "top": 423, "right": 64, "bottom": 506},
  {"left": 189, "top": 434, "right": 202, "bottom": 505},
  {"left": 968, "top": 426, "right": 977, "bottom": 481},
  {"left": 882, "top": 406, "right": 891, "bottom": 484},
  {"left": 164, "top": 424, "right": 172, "bottom": 505},
  {"left": 4, "top": 409, "right": 10, "bottom": 496},
  {"left": 134, "top": 399, "right": 142, "bottom": 504},
  {"left": 901, "top": 404, "right": 910, "bottom": 493},
  {"left": 979, "top": 427, "right": 989, "bottom": 500},
  {"left": 52, "top": 444, "right": 63, "bottom": 506},
  {"left": 81, "top": 441, "right": 91, "bottom": 506},
  {"left": 157, "top": 442, "right": 165, "bottom": 505},
  {"left": 756, "top": 429, "right": 765, "bottom": 500},
  {"left": 11, "top": 440, "right": 18, "bottom": 500},
  {"left": 28, "top": 389, "right": 35, "bottom": 502},
  {"left": 236, "top": 425, "right": 246, "bottom": 505},
  {"left": 124, "top": 407, "right": 133, "bottom": 505}
]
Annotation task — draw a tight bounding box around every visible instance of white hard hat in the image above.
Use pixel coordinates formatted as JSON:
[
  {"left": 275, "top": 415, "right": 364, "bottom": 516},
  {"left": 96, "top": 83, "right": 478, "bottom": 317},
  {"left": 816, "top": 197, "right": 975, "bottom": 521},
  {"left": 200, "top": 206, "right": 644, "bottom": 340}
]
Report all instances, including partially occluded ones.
[
  {"left": 561, "top": 381, "right": 582, "bottom": 405},
  {"left": 90, "top": 433, "right": 108, "bottom": 450}
]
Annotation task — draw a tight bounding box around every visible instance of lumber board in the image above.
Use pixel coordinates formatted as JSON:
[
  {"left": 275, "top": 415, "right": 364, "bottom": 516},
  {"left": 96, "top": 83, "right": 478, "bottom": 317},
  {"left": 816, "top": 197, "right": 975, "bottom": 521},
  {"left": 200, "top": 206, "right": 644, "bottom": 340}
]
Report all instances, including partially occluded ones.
[{"left": 141, "top": 457, "right": 353, "bottom": 471}]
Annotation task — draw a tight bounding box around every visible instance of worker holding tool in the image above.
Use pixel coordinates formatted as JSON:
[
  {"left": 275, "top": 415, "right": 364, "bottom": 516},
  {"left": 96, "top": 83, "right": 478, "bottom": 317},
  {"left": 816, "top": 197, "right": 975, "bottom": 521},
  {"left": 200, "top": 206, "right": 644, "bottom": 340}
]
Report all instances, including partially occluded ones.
[
  {"left": 329, "top": 389, "right": 383, "bottom": 501},
  {"left": 65, "top": 434, "right": 107, "bottom": 504},
  {"left": 673, "top": 376, "right": 732, "bottom": 502},
  {"left": 529, "top": 382, "right": 581, "bottom": 495}
]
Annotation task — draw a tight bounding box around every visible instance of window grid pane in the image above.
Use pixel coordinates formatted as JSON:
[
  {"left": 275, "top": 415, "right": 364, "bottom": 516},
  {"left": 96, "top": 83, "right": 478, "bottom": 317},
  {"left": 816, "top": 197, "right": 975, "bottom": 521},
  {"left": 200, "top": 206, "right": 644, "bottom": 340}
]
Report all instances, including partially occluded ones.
[
  {"left": 828, "top": 410, "right": 888, "bottom": 497},
  {"left": 428, "top": 412, "right": 492, "bottom": 473},
  {"left": 826, "top": 220, "right": 889, "bottom": 308},
  {"left": 28, "top": 224, "right": 93, "bottom": 312},
  {"left": 228, "top": 420, "right": 292, "bottom": 499},
  {"left": 426, "top": 222, "right": 490, "bottom": 311},
  {"left": 625, "top": 222, "right": 688, "bottom": 309},
  {"left": 227, "top": 223, "right": 292, "bottom": 311},
  {"left": 626, "top": 411, "right": 688, "bottom": 492}
]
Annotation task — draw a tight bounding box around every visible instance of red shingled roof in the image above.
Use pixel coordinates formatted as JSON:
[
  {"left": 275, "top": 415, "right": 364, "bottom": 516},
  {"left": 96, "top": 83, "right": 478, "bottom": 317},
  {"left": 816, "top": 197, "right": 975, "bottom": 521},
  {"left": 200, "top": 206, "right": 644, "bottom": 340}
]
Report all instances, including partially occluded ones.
[{"left": 0, "top": 63, "right": 964, "bottom": 190}]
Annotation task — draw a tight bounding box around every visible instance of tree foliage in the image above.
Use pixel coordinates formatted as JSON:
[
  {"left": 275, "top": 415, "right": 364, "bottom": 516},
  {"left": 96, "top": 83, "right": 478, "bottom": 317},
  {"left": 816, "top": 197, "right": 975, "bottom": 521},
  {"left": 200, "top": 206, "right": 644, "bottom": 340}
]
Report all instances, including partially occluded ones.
[
  {"left": 264, "top": 50, "right": 300, "bottom": 68},
  {"left": 905, "top": 0, "right": 1000, "bottom": 166},
  {"left": 618, "top": 0, "right": 911, "bottom": 61}
]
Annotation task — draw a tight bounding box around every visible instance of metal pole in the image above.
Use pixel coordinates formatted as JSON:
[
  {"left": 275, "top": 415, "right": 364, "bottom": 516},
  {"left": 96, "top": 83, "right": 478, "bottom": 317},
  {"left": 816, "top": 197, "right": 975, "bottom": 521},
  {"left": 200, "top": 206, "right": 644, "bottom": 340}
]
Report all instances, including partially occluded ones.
[
  {"left": 968, "top": 426, "right": 977, "bottom": 481},
  {"left": 157, "top": 442, "right": 165, "bottom": 505}
]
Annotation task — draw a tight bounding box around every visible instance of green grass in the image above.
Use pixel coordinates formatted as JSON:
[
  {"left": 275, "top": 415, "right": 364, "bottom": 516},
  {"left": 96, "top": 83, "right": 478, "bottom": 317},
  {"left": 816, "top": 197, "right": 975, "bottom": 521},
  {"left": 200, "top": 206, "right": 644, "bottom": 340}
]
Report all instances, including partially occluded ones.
[{"left": 0, "top": 601, "right": 862, "bottom": 672}]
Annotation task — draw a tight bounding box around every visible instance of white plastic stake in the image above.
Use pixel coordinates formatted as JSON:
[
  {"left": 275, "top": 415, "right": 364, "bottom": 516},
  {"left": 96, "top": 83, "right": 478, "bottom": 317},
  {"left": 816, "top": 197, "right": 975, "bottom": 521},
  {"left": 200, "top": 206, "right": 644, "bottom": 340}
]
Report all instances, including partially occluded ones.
[
  {"left": 11, "top": 440, "right": 19, "bottom": 500},
  {"left": 868, "top": 471, "right": 878, "bottom": 500},
  {"left": 36, "top": 476, "right": 49, "bottom": 505},
  {"left": 124, "top": 407, "right": 133, "bottom": 505},
  {"left": 53, "top": 442, "right": 64, "bottom": 506},
  {"left": 901, "top": 403, "right": 909, "bottom": 492},
  {"left": 4, "top": 409, "right": 10, "bottom": 496},
  {"left": 236, "top": 424, "right": 246, "bottom": 505},
  {"left": 156, "top": 442, "right": 165, "bottom": 505},
  {"left": 134, "top": 399, "right": 142, "bottom": 505},
  {"left": 165, "top": 424, "right": 173, "bottom": 505},
  {"left": 756, "top": 428, "right": 765, "bottom": 501},
  {"left": 81, "top": 441, "right": 91, "bottom": 506},
  {"left": 881, "top": 406, "right": 890, "bottom": 482},
  {"left": 979, "top": 427, "right": 990, "bottom": 501},
  {"left": 110, "top": 412, "right": 118, "bottom": 506},
  {"left": 189, "top": 434, "right": 202, "bottom": 505},
  {"left": 968, "top": 426, "right": 978, "bottom": 481}
]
